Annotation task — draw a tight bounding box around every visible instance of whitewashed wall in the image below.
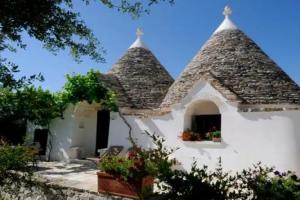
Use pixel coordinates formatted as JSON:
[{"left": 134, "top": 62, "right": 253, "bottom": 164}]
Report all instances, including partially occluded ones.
[
  {"left": 48, "top": 105, "right": 75, "bottom": 161},
  {"left": 39, "top": 103, "right": 99, "bottom": 161},
  {"left": 108, "top": 81, "right": 300, "bottom": 175}
]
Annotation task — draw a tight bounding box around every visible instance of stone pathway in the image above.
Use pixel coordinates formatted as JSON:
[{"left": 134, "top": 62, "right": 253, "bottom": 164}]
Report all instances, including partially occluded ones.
[{"left": 35, "top": 160, "right": 98, "bottom": 192}]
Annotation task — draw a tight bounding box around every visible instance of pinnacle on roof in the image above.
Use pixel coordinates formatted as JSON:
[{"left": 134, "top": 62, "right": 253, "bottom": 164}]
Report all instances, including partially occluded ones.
[
  {"left": 129, "top": 28, "right": 147, "bottom": 49},
  {"left": 214, "top": 5, "right": 238, "bottom": 34}
]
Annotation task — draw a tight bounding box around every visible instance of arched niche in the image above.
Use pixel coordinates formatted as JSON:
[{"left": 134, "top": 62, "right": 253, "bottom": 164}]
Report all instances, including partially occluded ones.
[{"left": 184, "top": 100, "right": 221, "bottom": 141}]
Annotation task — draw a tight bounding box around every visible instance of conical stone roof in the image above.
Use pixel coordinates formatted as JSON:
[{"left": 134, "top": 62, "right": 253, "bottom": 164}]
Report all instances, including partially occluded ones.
[
  {"left": 107, "top": 30, "right": 173, "bottom": 110},
  {"left": 162, "top": 7, "right": 300, "bottom": 109}
]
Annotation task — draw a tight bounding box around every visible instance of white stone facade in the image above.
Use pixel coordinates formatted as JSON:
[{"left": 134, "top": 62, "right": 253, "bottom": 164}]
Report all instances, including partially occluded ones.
[{"left": 108, "top": 81, "right": 300, "bottom": 174}]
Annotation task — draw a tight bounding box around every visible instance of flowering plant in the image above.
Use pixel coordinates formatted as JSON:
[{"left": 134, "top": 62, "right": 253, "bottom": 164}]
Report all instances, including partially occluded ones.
[
  {"left": 98, "top": 149, "right": 154, "bottom": 181},
  {"left": 98, "top": 131, "right": 177, "bottom": 181}
]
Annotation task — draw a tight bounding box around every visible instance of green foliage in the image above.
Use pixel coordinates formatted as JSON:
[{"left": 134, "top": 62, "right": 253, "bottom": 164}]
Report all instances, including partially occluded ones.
[
  {"left": 212, "top": 130, "right": 221, "bottom": 138},
  {"left": 0, "top": 86, "right": 61, "bottom": 126},
  {"left": 98, "top": 150, "right": 152, "bottom": 181},
  {"left": 100, "top": 0, "right": 175, "bottom": 18},
  {"left": 117, "top": 133, "right": 300, "bottom": 200},
  {"left": 99, "top": 156, "right": 134, "bottom": 180},
  {"left": 157, "top": 159, "right": 237, "bottom": 200},
  {"left": 140, "top": 131, "right": 177, "bottom": 177},
  {"left": 0, "top": 69, "right": 118, "bottom": 130},
  {"left": 237, "top": 163, "right": 300, "bottom": 200},
  {"left": 0, "top": 0, "right": 104, "bottom": 63},
  {"left": 60, "top": 69, "right": 118, "bottom": 111},
  {"left": 0, "top": 63, "right": 44, "bottom": 90},
  {"left": 0, "top": 0, "right": 171, "bottom": 128},
  {"left": 98, "top": 131, "right": 177, "bottom": 182},
  {"left": 0, "top": 141, "right": 34, "bottom": 174},
  {"left": 0, "top": 0, "right": 175, "bottom": 61},
  {"left": 157, "top": 159, "right": 300, "bottom": 200}
]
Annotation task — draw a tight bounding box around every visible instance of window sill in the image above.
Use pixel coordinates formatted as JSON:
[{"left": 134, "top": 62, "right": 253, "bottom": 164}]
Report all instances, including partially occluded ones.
[{"left": 181, "top": 140, "right": 225, "bottom": 148}]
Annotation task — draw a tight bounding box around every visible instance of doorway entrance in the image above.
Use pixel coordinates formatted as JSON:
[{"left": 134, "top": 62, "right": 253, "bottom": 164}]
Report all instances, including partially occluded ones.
[
  {"left": 95, "top": 110, "right": 110, "bottom": 155},
  {"left": 34, "top": 129, "right": 48, "bottom": 155}
]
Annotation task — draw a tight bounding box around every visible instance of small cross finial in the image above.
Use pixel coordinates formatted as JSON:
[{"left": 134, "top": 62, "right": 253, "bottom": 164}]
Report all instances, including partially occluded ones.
[
  {"left": 136, "top": 28, "right": 143, "bottom": 38},
  {"left": 223, "top": 5, "right": 232, "bottom": 17}
]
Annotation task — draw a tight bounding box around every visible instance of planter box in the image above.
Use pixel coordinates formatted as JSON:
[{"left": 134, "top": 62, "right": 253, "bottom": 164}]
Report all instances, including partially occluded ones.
[{"left": 97, "top": 172, "right": 154, "bottom": 199}]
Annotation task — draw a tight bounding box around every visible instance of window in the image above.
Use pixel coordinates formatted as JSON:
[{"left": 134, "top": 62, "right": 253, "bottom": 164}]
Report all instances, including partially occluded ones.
[
  {"left": 191, "top": 114, "right": 221, "bottom": 140},
  {"left": 182, "top": 101, "right": 221, "bottom": 142}
]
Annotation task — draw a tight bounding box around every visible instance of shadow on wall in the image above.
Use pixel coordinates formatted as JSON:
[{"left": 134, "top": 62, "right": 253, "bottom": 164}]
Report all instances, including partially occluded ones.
[
  {"left": 131, "top": 117, "right": 165, "bottom": 149},
  {"left": 125, "top": 112, "right": 180, "bottom": 150},
  {"left": 48, "top": 131, "right": 72, "bottom": 161},
  {"left": 181, "top": 140, "right": 229, "bottom": 161}
]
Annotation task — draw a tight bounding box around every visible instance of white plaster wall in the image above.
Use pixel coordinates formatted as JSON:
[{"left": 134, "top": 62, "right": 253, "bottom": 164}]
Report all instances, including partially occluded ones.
[
  {"left": 47, "top": 103, "right": 98, "bottom": 161},
  {"left": 70, "top": 104, "right": 98, "bottom": 157},
  {"left": 49, "top": 105, "right": 75, "bottom": 161},
  {"left": 108, "top": 80, "right": 300, "bottom": 175}
]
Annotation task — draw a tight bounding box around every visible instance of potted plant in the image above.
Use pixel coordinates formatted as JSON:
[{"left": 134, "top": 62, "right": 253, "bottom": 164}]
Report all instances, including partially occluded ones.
[
  {"left": 97, "top": 148, "right": 154, "bottom": 199},
  {"left": 97, "top": 132, "right": 177, "bottom": 199},
  {"left": 181, "top": 130, "right": 193, "bottom": 141},
  {"left": 212, "top": 130, "right": 221, "bottom": 142}
]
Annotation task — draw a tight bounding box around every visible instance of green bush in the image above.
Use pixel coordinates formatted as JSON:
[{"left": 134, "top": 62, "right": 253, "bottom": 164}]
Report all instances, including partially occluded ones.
[
  {"left": 237, "top": 163, "right": 300, "bottom": 200},
  {"left": 157, "top": 158, "right": 238, "bottom": 200},
  {"left": 0, "top": 142, "right": 34, "bottom": 174},
  {"left": 157, "top": 160, "right": 300, "bottom": 200},
  {"left": 99, "top": 131, "right": 177, "bottom": 182}
]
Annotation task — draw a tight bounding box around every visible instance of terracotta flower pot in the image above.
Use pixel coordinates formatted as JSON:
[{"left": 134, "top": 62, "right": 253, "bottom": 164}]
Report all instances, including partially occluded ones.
[
  {"left": 212, "top": 137, "right": 221, "bottom": 142},
  {"left": 97, "top": 172, "right": 154, "bottom": 199},
  {"left": 182, "top": 132, "right": 192, "bottom": 141}
]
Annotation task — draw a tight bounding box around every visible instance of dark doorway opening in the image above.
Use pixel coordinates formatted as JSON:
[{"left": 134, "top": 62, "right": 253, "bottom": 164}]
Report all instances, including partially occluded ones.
[
  {"left": 95, "top": 110, "right": 110, "bottom": 155},
  {"left": 34, "top": 129, "right": 48, "bottom": 155},
  {"left": 192, "top": 114, "right": 221, "bottom": 139},
  {"left": 0, "top": 119, "right": 26, "bottom": 144}
]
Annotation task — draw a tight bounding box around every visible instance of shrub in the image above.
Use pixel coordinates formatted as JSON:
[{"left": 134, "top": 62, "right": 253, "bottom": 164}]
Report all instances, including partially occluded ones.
[
  {"left": 157, "top": 158, "right": 238, "bottom": 200},
  {"left": 98, "top": 132, "right": 177, "bottom": 182},
  {"left": 236, "top": 163, "right": 300, "bottom": 200},
  {"left": 0, "top": 142, "right": 34, "bottom": 173},
  {"left": 0, "top": 140, "right": 35, "bottom": 196},
  {"left": 157, "top": 160, "right": 300, "bottom": 200}
]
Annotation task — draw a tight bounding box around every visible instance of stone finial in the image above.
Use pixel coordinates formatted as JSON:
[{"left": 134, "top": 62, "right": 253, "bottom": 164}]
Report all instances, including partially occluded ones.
[
  {"left": 214, "top": 5, "right": 237, "bottom": 34},
  {"left": 223, "top": 5, "right": 232, "bottom": 17},
  {"left": 136, "top": 28, "right": 144, "bottom": 38},
  {"left": 129, "top": 28, "right": 147, "bottom": 49}
]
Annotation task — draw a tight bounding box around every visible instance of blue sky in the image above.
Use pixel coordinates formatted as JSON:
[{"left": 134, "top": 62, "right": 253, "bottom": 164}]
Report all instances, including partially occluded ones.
[{"left": 3, "top": 0, "right": 300, "bottom": 91}]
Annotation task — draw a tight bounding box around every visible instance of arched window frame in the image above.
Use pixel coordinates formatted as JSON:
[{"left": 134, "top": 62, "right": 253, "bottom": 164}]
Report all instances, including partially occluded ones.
[{"left": 182, "top": 100, "right": 222, "bottom": 142}]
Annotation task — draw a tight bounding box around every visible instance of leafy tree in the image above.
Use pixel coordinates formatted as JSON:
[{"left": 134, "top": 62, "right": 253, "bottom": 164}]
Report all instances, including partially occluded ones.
[
  {"left": 100, "top": 0, "right": 175, "bottom": 17},
  {"left": 0, "top": 0, "right": 174, "bottom": 137},
  {"left": 0, "top": 0, "right": 174, "bottom": 65}
]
